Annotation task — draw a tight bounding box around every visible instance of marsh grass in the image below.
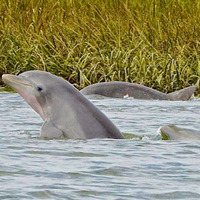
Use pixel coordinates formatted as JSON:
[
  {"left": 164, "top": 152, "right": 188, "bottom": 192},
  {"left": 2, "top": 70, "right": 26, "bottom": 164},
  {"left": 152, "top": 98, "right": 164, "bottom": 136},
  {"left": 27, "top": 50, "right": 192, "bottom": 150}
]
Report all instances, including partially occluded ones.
[{"left": 0, "top": 0, "right": 200, "bottom": 92}]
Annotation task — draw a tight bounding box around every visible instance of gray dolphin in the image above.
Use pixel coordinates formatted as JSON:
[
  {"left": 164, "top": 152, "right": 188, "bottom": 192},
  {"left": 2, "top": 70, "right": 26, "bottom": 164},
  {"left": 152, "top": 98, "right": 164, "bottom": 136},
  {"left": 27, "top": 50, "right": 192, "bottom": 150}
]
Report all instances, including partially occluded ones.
[
  {"left": 159, "top": 125, "right": 200, "bottom": 140},
  {"left": 2, "top": 71, "right": 124, "bottom": 139},
  {"left": 80, "top": 82, "right": 196, "bottom": 101}
]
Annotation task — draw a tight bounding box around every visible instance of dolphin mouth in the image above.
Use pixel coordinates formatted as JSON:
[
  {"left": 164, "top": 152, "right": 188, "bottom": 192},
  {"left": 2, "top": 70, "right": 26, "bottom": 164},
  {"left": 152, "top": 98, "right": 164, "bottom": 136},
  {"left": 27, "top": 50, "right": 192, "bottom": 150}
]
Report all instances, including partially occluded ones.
[
  {"left": 2, "top": 74, "right": 32, "bottom": 87},
  {"left": 2, "top": 74, "right": 46, "bottom": 120}
]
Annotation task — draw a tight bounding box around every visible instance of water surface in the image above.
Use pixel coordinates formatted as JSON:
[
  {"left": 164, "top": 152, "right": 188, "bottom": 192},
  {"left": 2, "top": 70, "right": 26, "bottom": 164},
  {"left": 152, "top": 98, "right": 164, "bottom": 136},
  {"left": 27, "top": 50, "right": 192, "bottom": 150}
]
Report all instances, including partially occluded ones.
[{"left": 0, "top": 92, "right": 200, "bottom": 199}]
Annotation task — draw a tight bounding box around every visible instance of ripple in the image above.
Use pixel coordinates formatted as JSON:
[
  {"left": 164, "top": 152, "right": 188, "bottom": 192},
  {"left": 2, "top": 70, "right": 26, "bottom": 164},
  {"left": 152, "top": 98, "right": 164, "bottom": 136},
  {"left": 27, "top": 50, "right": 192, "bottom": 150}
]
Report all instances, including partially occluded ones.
[{"left": 1, "top": 92, "right": 200, "bottom": 199}]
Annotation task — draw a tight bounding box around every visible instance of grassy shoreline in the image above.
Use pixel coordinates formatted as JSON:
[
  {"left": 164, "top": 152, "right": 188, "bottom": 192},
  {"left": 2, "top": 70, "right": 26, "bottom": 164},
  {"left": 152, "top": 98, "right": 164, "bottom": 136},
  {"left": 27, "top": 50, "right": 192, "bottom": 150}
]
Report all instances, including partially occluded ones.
[{"left": 0, "top": 0, "right": 200, "bottom": 93}]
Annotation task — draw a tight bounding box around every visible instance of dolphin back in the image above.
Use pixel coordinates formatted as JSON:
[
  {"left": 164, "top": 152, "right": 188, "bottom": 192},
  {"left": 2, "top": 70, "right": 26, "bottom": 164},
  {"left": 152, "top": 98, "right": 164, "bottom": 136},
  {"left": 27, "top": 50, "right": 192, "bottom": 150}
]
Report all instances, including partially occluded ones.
[
  {"left": 159, "top": 125, "right": 200, "bottom": 140},
  {"left": 167, "top": 86, "right": 196, "bottom": 101}
]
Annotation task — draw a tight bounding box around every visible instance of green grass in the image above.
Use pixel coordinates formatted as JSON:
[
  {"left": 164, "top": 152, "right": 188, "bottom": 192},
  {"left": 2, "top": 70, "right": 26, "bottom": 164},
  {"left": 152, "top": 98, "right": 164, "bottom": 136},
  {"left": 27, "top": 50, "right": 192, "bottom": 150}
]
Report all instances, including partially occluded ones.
[{"left": 0, "top": 0, "right": 200, "bottom": 93}]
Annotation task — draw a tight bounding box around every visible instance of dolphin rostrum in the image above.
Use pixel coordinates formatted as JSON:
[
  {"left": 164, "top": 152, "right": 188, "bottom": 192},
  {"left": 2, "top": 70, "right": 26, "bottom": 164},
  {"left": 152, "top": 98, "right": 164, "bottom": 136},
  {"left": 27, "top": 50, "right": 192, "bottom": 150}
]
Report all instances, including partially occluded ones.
[
  {"left": 2, "top": 71, "right": 124, "bottom": 139},
  {"left": 80, "top": 82, "right": 196, "bottom": 101}
]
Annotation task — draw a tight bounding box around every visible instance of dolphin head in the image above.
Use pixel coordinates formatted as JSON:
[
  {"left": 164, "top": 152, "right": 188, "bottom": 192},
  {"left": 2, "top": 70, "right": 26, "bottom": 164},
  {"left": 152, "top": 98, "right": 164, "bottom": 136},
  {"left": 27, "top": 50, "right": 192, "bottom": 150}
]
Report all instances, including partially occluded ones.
[
  {"left": 2, "top": 71, "right": 67, "bottom": 121},
  {"left": 2, "top": 70, "right": 124, "bottom": 139}
]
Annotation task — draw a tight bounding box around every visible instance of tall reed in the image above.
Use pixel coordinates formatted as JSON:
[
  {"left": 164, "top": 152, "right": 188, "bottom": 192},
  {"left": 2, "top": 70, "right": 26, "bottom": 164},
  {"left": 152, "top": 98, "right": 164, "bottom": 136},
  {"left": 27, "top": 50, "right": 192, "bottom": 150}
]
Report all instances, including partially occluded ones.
[{"left": 0, "top": 0, "right": 199, "bottom": 92}]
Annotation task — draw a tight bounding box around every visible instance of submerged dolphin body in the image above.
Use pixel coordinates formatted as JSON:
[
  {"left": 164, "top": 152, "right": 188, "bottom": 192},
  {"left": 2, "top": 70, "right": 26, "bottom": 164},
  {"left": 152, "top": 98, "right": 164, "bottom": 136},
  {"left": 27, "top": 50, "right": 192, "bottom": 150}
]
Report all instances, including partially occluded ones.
[
  {"left": 80, "top": 82, "right": 196, "bottom": 101},
  {"left": 2, "top": 71, "right": 124, "bottom": 139},
  {"left": 159, "top": 125, "right": 200, "bottom": 140}
]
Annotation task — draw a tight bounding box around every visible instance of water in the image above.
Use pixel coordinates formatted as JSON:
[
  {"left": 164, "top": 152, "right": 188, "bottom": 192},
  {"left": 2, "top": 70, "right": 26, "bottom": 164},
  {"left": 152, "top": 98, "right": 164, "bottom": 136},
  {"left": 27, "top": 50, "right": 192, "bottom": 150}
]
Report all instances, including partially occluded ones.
[{"left": 1, "top": 92, "right": 200, "bottom": 199}]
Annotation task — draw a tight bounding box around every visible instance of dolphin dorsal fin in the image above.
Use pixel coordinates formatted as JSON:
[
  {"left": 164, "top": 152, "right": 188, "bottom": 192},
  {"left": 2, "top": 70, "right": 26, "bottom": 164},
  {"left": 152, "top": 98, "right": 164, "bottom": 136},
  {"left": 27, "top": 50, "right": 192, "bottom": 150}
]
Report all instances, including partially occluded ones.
[{"left": 168, "top": 86, "right": 196, "bottom": 101}]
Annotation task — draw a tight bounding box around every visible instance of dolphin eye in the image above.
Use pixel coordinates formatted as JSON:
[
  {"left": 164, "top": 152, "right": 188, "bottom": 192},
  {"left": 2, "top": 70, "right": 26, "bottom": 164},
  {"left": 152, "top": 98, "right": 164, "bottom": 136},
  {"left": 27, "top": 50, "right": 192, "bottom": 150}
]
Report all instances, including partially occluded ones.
[{"left": 37, "top": 86, "right": 43, "bottom": 92}]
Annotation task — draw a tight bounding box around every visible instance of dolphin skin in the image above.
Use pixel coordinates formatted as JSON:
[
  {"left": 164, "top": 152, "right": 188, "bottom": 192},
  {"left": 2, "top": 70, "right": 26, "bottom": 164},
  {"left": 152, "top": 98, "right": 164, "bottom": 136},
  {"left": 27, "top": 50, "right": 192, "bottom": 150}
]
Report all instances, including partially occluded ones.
[
  {"left": 2, "top": 71, "right": 124, "bottom": 139},
  {"left": 80, "top": 82, "right": 196, "bottom": 101},
  {"left": 159, "top": 125, "right": 200, "bottom": 140}
]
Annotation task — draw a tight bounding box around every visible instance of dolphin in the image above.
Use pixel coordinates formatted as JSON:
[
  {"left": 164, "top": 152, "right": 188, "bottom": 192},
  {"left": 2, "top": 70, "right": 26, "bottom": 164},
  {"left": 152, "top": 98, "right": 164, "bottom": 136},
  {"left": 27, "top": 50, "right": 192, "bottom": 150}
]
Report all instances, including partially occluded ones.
[
  {"left": 159, "top": 125, "right": 200, "bottom": 140},
  {"left": 80, "top": 82, "right": 196, "bottom": 101},
  {"left": 2, "top": 71, "right": 124, "bottom": 139}
]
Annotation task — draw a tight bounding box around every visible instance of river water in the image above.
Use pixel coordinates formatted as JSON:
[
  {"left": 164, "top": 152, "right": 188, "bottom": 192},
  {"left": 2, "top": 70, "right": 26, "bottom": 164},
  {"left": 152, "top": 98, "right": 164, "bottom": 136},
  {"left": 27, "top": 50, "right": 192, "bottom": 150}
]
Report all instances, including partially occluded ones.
[{"left": 0, "top": 92, "right": 200, "bottom": 199}]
